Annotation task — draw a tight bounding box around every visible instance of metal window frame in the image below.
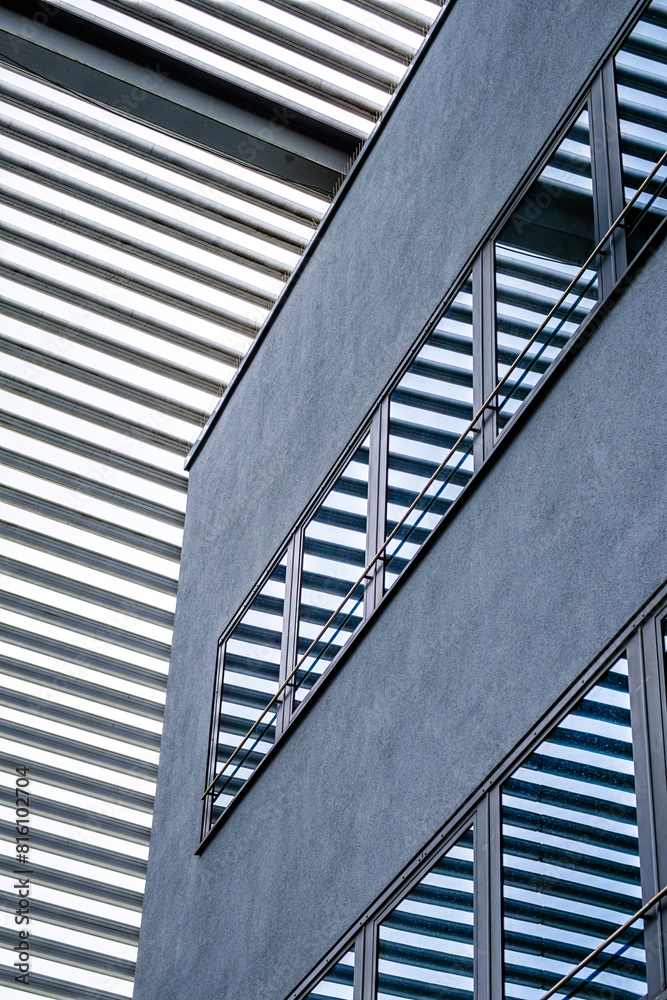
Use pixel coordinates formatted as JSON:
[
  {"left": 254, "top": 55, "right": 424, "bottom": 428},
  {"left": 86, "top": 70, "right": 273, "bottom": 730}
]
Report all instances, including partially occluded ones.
[
  {"left": 287, "top": 579, "right": 667, "bottom": 1000},
  {"left": 199, "top": 0, "right": 666, "bottom": 848}
]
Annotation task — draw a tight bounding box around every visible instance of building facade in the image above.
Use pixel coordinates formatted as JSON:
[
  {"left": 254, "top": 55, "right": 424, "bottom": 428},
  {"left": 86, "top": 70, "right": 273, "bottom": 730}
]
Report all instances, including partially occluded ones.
[{"left": 134, "top": 1, "right": 667, "bottom": 999}]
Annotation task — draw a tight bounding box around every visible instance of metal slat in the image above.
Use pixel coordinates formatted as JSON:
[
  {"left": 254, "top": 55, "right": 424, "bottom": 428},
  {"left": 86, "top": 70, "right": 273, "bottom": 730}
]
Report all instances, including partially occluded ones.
[
  {"left": 0, "top": 893, "right": 140, "bottom": 945},
  {"left": 0, "top": 967, "right": 128, "bottom": 1000},
  {"left": 0, "top": 786, "right": 151, "bottom": 844},
  {"left": 257, "top": 0, "right": 417, "bottom": 60},
  {"left": 58, "top": 0, "right": 386, "bottom": 121},
  {"left": 0, "top": 822, "right": 146, "bottom": 875},
  {"left": 0, "top": 931, "right": 135, "bottom": 982},
  {"left": 0, "top": 557, "right": 174, "bottom": 628},
  {"left": 0, "top": 719, "right": 158, "bottom": 779},
  {"left": 0, "top": 656, "right": 164, "bottom": 721},
  {"left": 0, "top": 522, "right": 178, "bottom": 596},
  {"left": 176, "top": 0, "right": 404, "bottom": 87}
]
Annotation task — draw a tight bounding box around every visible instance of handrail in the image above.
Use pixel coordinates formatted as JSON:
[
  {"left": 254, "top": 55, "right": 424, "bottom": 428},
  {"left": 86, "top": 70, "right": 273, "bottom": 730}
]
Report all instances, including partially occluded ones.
[
  {"left": 537, "top": 883, "right": 667, "bottom": 1000},
  {"left": 203, "top": 144, "right": 667, "bottom": 803}
]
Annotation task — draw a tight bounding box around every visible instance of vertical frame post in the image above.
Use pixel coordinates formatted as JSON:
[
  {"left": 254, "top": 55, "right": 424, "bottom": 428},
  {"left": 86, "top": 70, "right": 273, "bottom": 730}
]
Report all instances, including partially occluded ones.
[
  {"left": 472, "top": 244, "right": 496, "bottom": 469},
  {"left": 638, "top": 611, "right": 667, "bottom": 993},
  {"left": 357, "top": 920, "right": 377, "bottom": 1000},
  {"left": 627, "top": 627, "right": 666, "bottom": 997},
  {"left": 365, "top": 400, "right": 389, "bottom": 617},
  {"left": 277, "top": 531, "right": 304, "bottom": 736},
  {"left": 590, "top": 66, "right": 628, "bottom": 293},
  {"left": 201, "top": 639, "right": 225, "bottom": 837}
]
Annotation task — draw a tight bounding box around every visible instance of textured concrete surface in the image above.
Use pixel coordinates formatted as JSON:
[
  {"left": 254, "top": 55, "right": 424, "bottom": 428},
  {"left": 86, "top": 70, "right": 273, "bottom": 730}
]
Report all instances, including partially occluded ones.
[{"left": 133, "top": 2, "right": 660, "bottom": 998}]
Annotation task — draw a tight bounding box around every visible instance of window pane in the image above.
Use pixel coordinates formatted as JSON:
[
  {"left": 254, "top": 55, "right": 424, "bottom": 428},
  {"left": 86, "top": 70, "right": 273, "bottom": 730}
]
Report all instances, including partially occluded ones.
[
  {"left": 496, "top": 111, "right": 599, "bottom": 428},
  {"left": 377, "top": 827, "right": 474, "bottom": 1000},
  {"left": 307, "top": 948, "right": 355, "bottom": 1000},
  {"left": 295, "top": 439, "right": 370, "bottom": 704},
  {"left": 503, "top": 657, "right": 647, "bottom": 1000},
  {"left": 615, "top": 0, "right": 667, "bottom": 259},
  {"left": 207, "top": 557, "right": 286, "bottom": 825},
  {"left": 385, "top": 277, "right": 474, "bottom": 588}
]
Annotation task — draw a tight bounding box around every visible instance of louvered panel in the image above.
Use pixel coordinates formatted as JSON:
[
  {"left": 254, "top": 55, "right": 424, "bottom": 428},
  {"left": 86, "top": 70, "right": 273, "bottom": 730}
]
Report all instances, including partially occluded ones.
[
  {"left": 495, "top": 110, "right": 599, "bottom": 427},
  {"left": 384, "top": 277, "right": 474, "bottom": 588},
  {"left": 0, "top": 1, "right": 442, "bottom": 994},
  {"left": 502, "top": 657, "right": 647, "bottom": 1000},
  {"left": 377, "top": 828, "right": 474, "bottom": 1000},
  {"left": 43, "top": 0, "right": 441, "bottom": 136},
  {"left": 615, "top": 0, "right": 667, "bottom": 258},
  {"left": 295, "top": 438, "right": 370, "bottom": 703}
]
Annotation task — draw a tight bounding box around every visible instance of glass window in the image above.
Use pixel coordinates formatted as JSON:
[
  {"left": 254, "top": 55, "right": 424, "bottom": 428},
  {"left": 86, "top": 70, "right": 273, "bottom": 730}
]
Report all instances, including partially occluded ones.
[
  {"left": 307, "top": 948, "right": 355, "bottom": 1000},
  {"left": 206, "top": 556, "right": 287, "bottom": 826},
  {"left": 615, "top": 0, "right": 667, "bottom": 259},
  {"left": 502, "top": 657, "right": 647, "bottom": 1000},
  {"left": 384, "top": 277, "right": 474, "bottom": 589},
  {"left": 495, "top": 111, "right": 599, "bottom": 428},
  {"left": 295, "top": 439, "right": 370, "bottom": 705},
  {"left": 377, "top": 827, "right": 474, "bottom": 1000}
]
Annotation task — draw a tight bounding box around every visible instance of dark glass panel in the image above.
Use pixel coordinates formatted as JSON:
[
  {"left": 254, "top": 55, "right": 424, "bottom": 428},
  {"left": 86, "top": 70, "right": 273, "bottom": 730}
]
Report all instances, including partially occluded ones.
[
  {"left": 208, "top": 557, "right": 286, "bottom": 824},
  {"left": 384, "top": 277, "right": 474, "bottom": 588},
  {"left": 295, "top": 438, "right": 370, "bottom": 704},
  {"left": 502, "top": 657, "right": 647, "bottom": 1000},
  {"left": 615, "top": 0, "right": 667, "bottom": 259},
  {"left": 377, "top": 827, "right": 474, "bottom": 1000},
  {"left": 496, "top": 111, "right": 599, "bottom": 428},
  {"left": 307, "top": 949, "right": 355, "bottom": 1000}
]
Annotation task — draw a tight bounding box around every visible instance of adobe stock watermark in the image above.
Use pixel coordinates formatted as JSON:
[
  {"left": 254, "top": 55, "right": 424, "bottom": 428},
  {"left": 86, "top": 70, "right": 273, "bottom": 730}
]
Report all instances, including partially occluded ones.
[{"left": 13, "top": 765, "right": 31, "bottom": 986}]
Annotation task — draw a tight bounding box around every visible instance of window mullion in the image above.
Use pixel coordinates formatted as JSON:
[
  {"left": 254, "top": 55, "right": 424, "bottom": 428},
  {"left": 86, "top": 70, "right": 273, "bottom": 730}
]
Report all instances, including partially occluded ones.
[
  {"left": 358, "top": 919, "right": 377, "bottom": 1000},
  {"left": 202, "top": 639, "right": 225, "bottom": 836},
  {"left": 276, "top": 530, "right": 304, "bottom": 737},
  {"left": 639, "top": 613, "right": 667, "bottom": 991},
  {"left": 590, "top": 66, "right": 628, "bottom": 292},
  {"left": 627, "top": 627, "right": 666, "bottom": 995},
  {"left": 473, "top": 797, "right": 491, "bottom": 1000},
  {"left": 365, "top": 401, "right": 389, "bottom": 617},
  {"left": 472, "top": 244, "right": 496, "bottom": 470}
]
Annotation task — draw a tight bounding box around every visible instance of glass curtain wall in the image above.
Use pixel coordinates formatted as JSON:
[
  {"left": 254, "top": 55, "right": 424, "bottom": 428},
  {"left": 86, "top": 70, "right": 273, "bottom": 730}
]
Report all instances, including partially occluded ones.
[
  {"left": 384, "top": 278, "right": 474, "bottom": 589},
  {"left": 495, "top": 110, "right": 599, "bottom": 428},
  {"left": 502, "top": 657, "right": 646, "bottom": 1000},
  {"left": 295, "top": 439, "right": 370, "bottom": 705},
  {"left": 376, "top": 827, "right": 474, "bottom": 1000},
  {"left": 307, "top": 949, "right": 355, "bottom": 1000},
  {"left": 615, "top": 0, "right": 667, "bottom": 259},
  {"left": 206, "top": 557, "right": 286, "bottom": 825}
]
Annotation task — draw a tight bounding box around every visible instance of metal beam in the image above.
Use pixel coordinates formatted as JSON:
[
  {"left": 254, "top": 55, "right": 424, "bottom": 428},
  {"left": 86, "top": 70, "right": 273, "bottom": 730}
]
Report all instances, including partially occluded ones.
[{"left": 0, "top": 3, "right": 352, "bottom": 194}]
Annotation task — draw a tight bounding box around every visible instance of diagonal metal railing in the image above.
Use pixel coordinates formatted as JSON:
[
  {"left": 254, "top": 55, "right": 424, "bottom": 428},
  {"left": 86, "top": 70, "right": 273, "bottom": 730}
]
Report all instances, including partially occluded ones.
[
  {"left": 537, "top": 883, "right": 667, "bottom": 1000},
  {"left": 203, "top": 143, "right": 667, "bottom": 809}
]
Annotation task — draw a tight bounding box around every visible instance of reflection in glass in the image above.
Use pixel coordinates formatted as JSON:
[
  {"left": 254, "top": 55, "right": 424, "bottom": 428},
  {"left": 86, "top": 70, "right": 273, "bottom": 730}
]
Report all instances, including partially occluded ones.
[
  {"left": 615, "top": 0, "right": 667, "bottom": 259},
  {"left": 384, "top": 277, "right": 474, "bottom": 588},
  {"left": 295, "top": 439, "right": 370, "bottom": 704},
  {"left": 502, "top": 657, "right": 647, "bottom": 1000},
  {"left": 496, "top": 111, "right": 599, "bottom": 427},
  {"left": 307, "top": 948, "right": 355, "bottom": 1000},
  {"left": 377, "top": 827, "right": 474, "bottom": 1000},
  {"left": 208, "top": 557, "right": 286, "bottom": 825}
]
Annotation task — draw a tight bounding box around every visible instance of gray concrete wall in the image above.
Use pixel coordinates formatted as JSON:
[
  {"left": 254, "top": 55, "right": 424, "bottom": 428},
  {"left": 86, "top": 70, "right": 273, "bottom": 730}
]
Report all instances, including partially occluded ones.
[{"left": 133, "top": 2, "right": 663, "bottom": 998}]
